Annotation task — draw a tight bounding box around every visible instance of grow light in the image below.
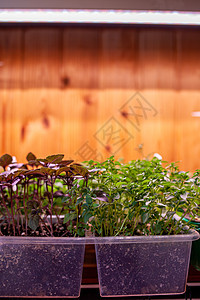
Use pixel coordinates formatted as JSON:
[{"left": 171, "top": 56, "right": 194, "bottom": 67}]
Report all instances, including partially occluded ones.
[
  {"left": 192, "top": 112, "right": 200, "bottom": 117},
  {"left": 0, "top": 9, "right": 200, "bottom": 25}
]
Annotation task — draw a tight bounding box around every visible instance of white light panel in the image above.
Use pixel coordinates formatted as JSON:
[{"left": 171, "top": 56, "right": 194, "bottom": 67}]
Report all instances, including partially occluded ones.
[
  {"left": 0, "top": 9, "right": 200, "bottom": 25},
  {"left": 191, "top": 112, "right": 200, "bottom": 117}
]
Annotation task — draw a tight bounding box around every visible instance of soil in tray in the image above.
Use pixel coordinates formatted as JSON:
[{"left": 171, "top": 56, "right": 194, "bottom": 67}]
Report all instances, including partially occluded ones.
[{"left": 0, "top": 243, "right": 85, "bottom": 297}]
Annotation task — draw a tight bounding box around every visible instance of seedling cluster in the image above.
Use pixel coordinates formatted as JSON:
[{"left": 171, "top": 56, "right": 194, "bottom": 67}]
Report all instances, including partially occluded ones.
[
  {"left": 83, "top": 157, "right": 200, "bottom": 236},
  {"left": 0, "top": 153, "right": 88, "bottom": 237},
  {"left": 0, "top": 153, "right": 199, "bottom": 237}
]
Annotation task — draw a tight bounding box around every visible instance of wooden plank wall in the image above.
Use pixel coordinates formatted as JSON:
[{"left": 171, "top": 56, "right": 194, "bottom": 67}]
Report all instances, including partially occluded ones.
[{"left": 0, "top": 25, "right": 200, "bottom": 171}]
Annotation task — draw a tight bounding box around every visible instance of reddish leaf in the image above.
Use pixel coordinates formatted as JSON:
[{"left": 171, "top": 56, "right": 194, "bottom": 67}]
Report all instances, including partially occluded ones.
[
  {"left": 26, "top": 152, "right": 37, "bottom": 162},
  {"left": 36, "top": 158, "right": 48, "bottom": 165},
  {"left": 58, "top": 160, "right": 74, "bottom": 167},
  {"left": 25, "top": 169, "right": 44, "bottom": 177},
  {"left": 46, "top": 154, "right": 64, "bottom": 164},
  {"left": 56, "top": 166, "right": 71, "bottom": 176},
  {"left": 70, "top": 163, "right": 88, "bottom": 177},
  {"left": 0, "top": 154, "right": 12, "bottom": 168},
  {"left": 40, "top": 167, "right": 56, "bottom": 176}
]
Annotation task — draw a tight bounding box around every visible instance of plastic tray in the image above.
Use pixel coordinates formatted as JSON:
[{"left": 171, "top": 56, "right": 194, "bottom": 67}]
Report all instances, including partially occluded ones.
[
  {"left": 94, "top": 231, "right": 199, "bottom": 297},
  {"left": 0, "top": 231, "right": 199, "bottom": 298},
  {"left": 0, "top": 237, "right": 85, "bottom": 298}
]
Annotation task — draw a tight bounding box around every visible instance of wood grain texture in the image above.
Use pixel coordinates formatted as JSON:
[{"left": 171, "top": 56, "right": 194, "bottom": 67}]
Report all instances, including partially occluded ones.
[
  {"left": 0, "top": 25, "right": 200, "bottom": 171},
  {"left": 0, "top": 28, "right": 23, "bottom": 89},
  {"left": 62, "top": 28, "right": 100, "bottom": 89},
  {"left": 22, "top": 28, "right": 62, "bottom": 88}
]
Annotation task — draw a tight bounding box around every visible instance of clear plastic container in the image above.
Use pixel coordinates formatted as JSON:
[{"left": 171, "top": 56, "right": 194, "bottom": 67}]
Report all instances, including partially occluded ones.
[
  {"left": 94, "top": 231, "right": 199, "bottom": 297},
  {"left": 0, "top": 237, "right": 86, "bottom": 298},
  {"left": 0, "top": 231, "right": 199, "bottom": 298}
]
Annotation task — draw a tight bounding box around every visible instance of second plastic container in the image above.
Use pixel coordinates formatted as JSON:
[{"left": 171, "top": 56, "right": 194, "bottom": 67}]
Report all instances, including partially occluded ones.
[{"left": 95, "top": 232, "right": 199, "bottom": 297}]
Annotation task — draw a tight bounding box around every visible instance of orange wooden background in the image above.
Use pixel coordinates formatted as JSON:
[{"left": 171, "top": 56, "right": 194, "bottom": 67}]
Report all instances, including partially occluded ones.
[{"left": 0, "top": 25, "right": 200, "bottom": 171}]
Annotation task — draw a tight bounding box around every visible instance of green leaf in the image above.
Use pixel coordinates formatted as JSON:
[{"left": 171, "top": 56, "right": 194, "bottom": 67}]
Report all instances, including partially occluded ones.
[
  {"left": 142, "top": 212, "right": 149, "bottom": 223},
  {"left": 0, "top": 154, "right": 12, "bottom": 168},
  {"left": 28, "top": 214, "right": 39, "bottom": 231},
  {"left": 83, "top": 212, "right": 93, "bottom": 223},
  {"left": 166, "top": 211, "right": 176, "bottom": 216},
  {"left": 76, "top": 197, "right": 84, "bottom": 206},
  {"left": 63, "top": 212, "right": 77, "bottom": 223},
  {"left": 61, "top": 196, "right": 70, "bottom": 203},
  {"left": 78, "top": 179, "right": 84, "bottom": 187},
  {"left": 86, "top": 194, "right": 93, "bottom": 204},
  {"left": 154, "top": 223, "right": 162, "bottom": 234}
]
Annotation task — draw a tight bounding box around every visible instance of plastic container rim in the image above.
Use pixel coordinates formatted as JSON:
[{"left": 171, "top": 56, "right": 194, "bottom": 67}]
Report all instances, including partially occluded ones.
[{"left": 0, "top": 230, "right": 199, "bottom": 244}]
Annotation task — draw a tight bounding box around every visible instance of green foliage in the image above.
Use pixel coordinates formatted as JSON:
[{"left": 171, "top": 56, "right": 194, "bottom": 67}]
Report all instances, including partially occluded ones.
[{"left": 82, "top": 157, "right": 199, "bottom": 236}]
